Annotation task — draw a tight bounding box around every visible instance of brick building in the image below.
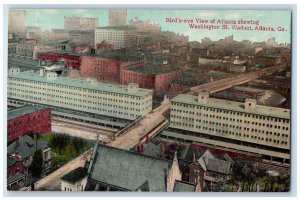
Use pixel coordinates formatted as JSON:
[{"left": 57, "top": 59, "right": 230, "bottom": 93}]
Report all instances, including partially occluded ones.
[
  {"left": 36, "top": 51, "right": 82, "bottom": 70},
  {"left": 7, "top": 106, "right": 51, "bottom": 143},
  {"left": 121, "top": 66, "right": 178, "bottom": 94},
  {"left": 80, "top": 52, "right": 144, "bottom": 83}
]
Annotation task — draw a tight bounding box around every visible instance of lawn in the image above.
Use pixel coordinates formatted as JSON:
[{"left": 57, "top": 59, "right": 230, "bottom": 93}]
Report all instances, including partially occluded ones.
[{"left": 38, "top": 132, "right": 95, "bottom": 174}]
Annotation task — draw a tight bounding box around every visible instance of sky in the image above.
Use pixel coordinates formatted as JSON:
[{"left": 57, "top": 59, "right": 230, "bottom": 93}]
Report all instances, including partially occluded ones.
[{"left": 23, "top": 9, "right": 291, "bottom": 44}]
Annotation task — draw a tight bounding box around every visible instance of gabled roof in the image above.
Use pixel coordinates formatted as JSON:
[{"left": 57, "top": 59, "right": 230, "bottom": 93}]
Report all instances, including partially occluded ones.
[
  {"left": 197, "top": 150, "right": 215, "bottom": 171},
  {"left": 87, "top": 143, "right": 172, "bottom": 191},
  {"left": 224, "top": 154, "right": 235, "bottom": 165},
  {"left": 204, "top": 158, "right": 231, "bottom": 174},
  {"left": 7, "top": 135, "right": 49, "bottom": 159},
  {"left": 173, "top": 180, "right": 196, "bottom": 192},
  {"left": 7, "top": 156, "right": 16, "bottom": 168}
]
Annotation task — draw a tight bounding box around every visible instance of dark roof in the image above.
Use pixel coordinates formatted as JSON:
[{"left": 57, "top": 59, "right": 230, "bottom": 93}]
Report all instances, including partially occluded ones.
[
  {"left": 173, "top": 180, "right": 196, "bottom": 192},
  {"left": 135, "top": 180, "right": 150, "bottom": 191},
  {"left": 8, "top": 105, "right": 49, "bottom": 121},
  {"left": 204, "top": 158, "right": 231, "bottom": 174},
  {"left": 141, "top": 142, "right": 161, "bottom": 157},
  {"left": 61, "top": 167, "right": 88, "bottom": 184},
  {"left": 7, "top": 157, "right": 16, "bottom": 167},
  {"left": 87, "top": 143, "right": 171, "bottom": 191},
  {"left": 126, "top": 66, "right": 178, "bottom": 75},
  {"left": 7, "top": 172, "right": 25, "bottom": 185},
  {"left": 7, "top": 135, "right": 49, "bottom": 159}
]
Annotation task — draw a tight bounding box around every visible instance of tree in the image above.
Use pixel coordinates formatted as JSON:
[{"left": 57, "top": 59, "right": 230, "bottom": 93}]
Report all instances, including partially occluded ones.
[
  {"left": 30, "top": 150, "right": 43, "bottom": 178},
  {"left": 51, "top": 134, "right": 68, "bottom": 155},
  {"left": 72, "top": 137, "right": 84, "bottom": 156}
]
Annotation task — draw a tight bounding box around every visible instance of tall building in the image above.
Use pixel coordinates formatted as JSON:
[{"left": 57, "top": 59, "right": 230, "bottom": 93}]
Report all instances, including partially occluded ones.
[
  {"left": 8, "top": 10, "right": 26, "bottom": 34},
  {"left": 168, "top": 92, "right": 290, "bottom": 162},
  {"left": 64, "top": 16, "right": 98, "bottom": 31},
  {"left": 108, "top": 9, "right": 127, "bottom": 27},
  {"left": 8, "top": 67, "right": 153, "bottom": 120},
  {"left": 94, "top": 27, "right": 133, "bottom": 49}
]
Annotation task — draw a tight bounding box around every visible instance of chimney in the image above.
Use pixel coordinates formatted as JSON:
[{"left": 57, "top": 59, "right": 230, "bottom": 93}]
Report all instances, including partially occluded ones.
[
  {"left": 91, "top": 48, "right": 96, "bottom": 55},
  {"left": 40, "top": 68, "right": 45, "bottom": 77},
  {"left": 192, "top": 153, "right": 196, "bottom": 163},
  {"left": 62, "top": 45, "right": 66, "bottom": 51}
]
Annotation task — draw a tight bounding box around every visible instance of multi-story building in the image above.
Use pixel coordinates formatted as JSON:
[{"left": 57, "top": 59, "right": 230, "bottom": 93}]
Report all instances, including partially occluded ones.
[
  {"left": 108, "top": 9, "right": 127, "bottom": 27},
  {"left": 80, "top": 52, "right": 144, "bottom": 83},
  {"left": 64, "top": 16, "right": 98, "bottom": 31},
  {"left": 9, "top": 10, "right": 26, "bottom": 34},
  {"left": 129, "top": 17, "right": 161, "bottom": 33},
  {"left": 69, "top": 30, "right": 94, "bottom": 45},
  {"left": 121, "top": 66, "right": 178, "bottom": 94},
  {"left": 94, "top": 27, "right": 134, "bottom": 49},
  {"left": 13, "top": 42, "right": 63, "bottom": 58},
  {"left": 7, "top": 106, "right": 51, "bottom": 143},
  {"left": 7, "top": 135, "right": 52, "bottom": 190},
  {"left": 169, "top": 92, "right": 290, "bottom": 162},
  {"left": 8, "top": 67, "right": 153, "bottom": 120}
]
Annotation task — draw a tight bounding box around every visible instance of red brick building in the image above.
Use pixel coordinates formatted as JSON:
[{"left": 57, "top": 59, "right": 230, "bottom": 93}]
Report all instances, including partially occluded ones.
[
  {"left": 121, "top": 66, "right": 178, "bottom": 94},
  {"left": 7, "top": 106, "right": 51, "bottom": 143},
  {"left": 36, "top": 52, "right": 82, "bottom": 70},
  {"left": 80, "top": 54, "right": 144, "bottom": 83}
]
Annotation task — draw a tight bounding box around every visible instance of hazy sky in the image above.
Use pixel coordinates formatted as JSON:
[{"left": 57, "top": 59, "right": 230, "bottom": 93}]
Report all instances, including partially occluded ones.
[{"left": 23, "top": 9, "right": 291, "bottom": 43}]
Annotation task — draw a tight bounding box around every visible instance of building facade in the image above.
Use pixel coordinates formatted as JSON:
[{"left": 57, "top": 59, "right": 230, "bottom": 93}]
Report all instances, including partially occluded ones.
[
  {"left": 8, "top": 68, "right": 153, "bottom": 120},
  {"left": 121, "top": 67, "right": 178, "bottom": 94},
  {"left": 108, "top": 9, "right": 127, "bottom": 27},
  {"left": 9, "top": 10, "right": 26, "bottom": 34},
  {"left": 64, "top": 16, "right": 98, "bottom": 31},
  {"left": 169, "top": 93, "right": 290, "bottom": 161},
  {"left": 7, "top": 106, "right": 51, "bottom": 143},
  {"left": 94, "top": 27, "right": 133, "bottom": 49}
]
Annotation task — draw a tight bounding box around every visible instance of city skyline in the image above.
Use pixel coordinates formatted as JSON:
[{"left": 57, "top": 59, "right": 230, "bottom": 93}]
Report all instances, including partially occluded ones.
[{"left": 22, "top": 9, "right": 291, "bottom": 44}]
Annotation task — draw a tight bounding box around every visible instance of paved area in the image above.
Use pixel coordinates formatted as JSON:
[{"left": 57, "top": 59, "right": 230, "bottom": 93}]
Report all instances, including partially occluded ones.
[
  {"left": 52, "top": 118, "right": 116, "bottom": 142},
  {"left": 108, "top": 102, "right": 170, "bottom": 149}
]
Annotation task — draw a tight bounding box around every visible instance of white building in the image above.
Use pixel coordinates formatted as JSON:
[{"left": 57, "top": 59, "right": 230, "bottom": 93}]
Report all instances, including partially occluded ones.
[
  {"left": 8, "top": 68, "right": 153, "bottom": 120},
  {"left": 9, "top": 10, "right": 26, "bottom": 34},
  {"left": 94, "top": 27, "right": 133, "bottom": 50},
  {"left": 169, "top": 93, "right": 290, "bottom": 161}
]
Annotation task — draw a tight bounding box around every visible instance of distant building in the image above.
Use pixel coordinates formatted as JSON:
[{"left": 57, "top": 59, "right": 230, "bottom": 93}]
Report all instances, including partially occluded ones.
[
  {"left": 7, "top": 106, "right": 51, "bottom": 143},
  {"left": 108, "top": 9, "right": 127, "bottom": 27},
  {"left": 94, "top": 27, "right": 134, "bottom": 49},
  {"left": 129, "top": 17, "right": 161, "bottom": 33},
  {"left": 69, "top": 30, "right": 94, "bottom": 45},
  {"left": 9, "top": 10, "right": 26, "bottom": 34},
  {"left": 7, "top": 135, "right": 52, "bottom": 190},
  {"left": 8, "top": 67, "right": 153, "bottom": 120},
  {"left": 169, "top": 93, "right": 290, "bottom": 163},
  {"left": 82, "top": 143, "right": 200, "bottom": 191},
  {"left": 64, "top": 16, "right": 98, "bottom": 31}
]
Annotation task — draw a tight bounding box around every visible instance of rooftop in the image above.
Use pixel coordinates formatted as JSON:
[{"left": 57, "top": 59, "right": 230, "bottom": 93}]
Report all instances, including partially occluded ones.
[
  {"left": 87, "top": 143, "right": 172, "bottom": 191},
  {"left": 171, "top": 94, "right": 290, "bottom": 119},
  {"left": 7, "top": 135, "right": 49, "bottom": 159},
  {"left": 8, "top": 70, "right": 152, "bottom": 97},
  {"left": 61, "top": 167, "right": 88, "bottom": 184},
  {"left": 125, "top": 66, "right": 178, "bottom": 75},
  {"left": 173, "top": 180, "right": 196, "bottom": 192},
  {"left": 8, "top": 105, "right": 49, "bottom": 121}
]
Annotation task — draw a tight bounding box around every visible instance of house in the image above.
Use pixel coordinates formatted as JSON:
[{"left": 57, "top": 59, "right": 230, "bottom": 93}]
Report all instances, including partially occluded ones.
[
  {"left": 7, "top": 135, "right": 52, "bottom": 190},
  {"left": 188, "top": 150, "right": 232, "bottom": 189}
]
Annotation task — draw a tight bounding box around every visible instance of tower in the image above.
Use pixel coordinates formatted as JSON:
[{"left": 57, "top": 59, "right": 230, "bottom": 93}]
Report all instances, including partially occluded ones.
[{"left": 108, "top": 9, "right": 127, "bottom": 27}]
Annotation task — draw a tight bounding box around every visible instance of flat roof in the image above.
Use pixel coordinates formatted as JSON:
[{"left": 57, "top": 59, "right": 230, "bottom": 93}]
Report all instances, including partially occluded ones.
[
  {"left": 171, "top": 94, "right": 290, "bottom": 119},
  {"left": 8, "top": 105, "right": 49, "bottom": 121},
  {"left": 125, "top": 66, "right": 178, "bottom": 75},
  {"left": 9, "top": 70, "right": 152, "bottom": 97}
]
